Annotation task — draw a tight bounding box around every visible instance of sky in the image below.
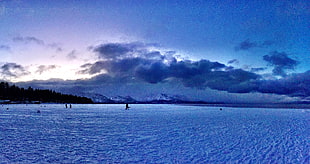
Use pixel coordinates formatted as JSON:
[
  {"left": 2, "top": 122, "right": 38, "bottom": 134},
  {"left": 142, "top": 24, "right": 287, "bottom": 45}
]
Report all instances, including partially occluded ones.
[{"left": 0, "top": 0, "right": 309, "bottom": 103}]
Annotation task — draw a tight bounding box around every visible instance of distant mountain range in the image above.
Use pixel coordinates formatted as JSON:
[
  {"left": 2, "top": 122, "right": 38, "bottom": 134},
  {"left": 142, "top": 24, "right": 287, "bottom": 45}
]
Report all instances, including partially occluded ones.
[
  {"left": 87, "top": 93, "right": 211, "bottom": 104},
  {"left": 3, "top": 81, "right": 310, "bottom": 108},
  {"left": 85, "top": 93, "right": 310, "bottom": 109}
]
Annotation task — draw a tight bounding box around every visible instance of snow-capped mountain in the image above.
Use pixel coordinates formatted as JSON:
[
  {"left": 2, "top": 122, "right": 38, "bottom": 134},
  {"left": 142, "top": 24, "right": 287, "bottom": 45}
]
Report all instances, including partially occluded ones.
[
  {"left": 84, "top": 93, "right": 135, "bottom": 103},
  {"left": 143, "top": 93, "right": 189, "bottom": 103},
  {"left": 85, "top": 93, "right": 191, "bottom": 104},
  {"left": 109, "top": 96, "right": 137, "bottom": 103},
  {"left": 88, "top": 94, "right": 115, "bottom": 103}
]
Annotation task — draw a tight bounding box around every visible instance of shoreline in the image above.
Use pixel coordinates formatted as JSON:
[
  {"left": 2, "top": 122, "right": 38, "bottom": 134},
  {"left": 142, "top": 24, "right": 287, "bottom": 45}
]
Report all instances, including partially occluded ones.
[
  {"left": 177, "top": 103, "right": 310, "bottom": 109},
  {"left": 1, "top": 103, "right": 310, "bottom": 109}
]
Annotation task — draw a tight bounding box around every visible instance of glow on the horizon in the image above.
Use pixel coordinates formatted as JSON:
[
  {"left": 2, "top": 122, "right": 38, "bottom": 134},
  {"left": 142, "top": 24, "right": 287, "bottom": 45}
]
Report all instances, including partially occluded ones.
[{"left": 10, "top": 65, "right": 97, "bottom": 82}]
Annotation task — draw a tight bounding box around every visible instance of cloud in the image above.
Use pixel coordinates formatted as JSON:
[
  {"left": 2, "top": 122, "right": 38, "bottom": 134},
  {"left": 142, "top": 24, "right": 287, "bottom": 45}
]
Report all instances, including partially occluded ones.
[
  {"left": 78, "top": 62, "right": 106, "bottom": 75},
  {"left": 13, "top": 36, "right": 45, "bottom": 45},
  {"left": 48, "top": 43, "right": 63, "bottom": 52},
  {"left": 12, "top": 36, "right": 63, "bottom": 52},
  {"left": 16, "top": 39, "right": 309, "bottom": 102},
  {"left": 67, "top": 50, "right": 77, "bottom": 60},
  {"left": 208, "top": 70, "right": 310, "bottom": 98},
  {"left": 79, "top": 57, "right": 158, "bottom": 77},
  {"left": 80, "top": 58, "right": 258, "bottom": 91},
  {"left": 75, "top": 42, "right": 310, "bottom": 100},
  {"left": 263, "top": 51, "right": 298, "bottom": 76},
  {"left": 235, "top": 39, "right": 274, "bottom": 51},
  {"left": 135, "top": 61, "right": 169, "bottom": 83},
  {"left": 0, "top": 45, "right": 10, "bottom": 51},
  {"left": 235, "top": 39, "right": 258, "bottom": 51},
  {"left": 92, "top": 42, "right": 165, "bottom": 60},
  {"left": 227, "top": 59, "right": 239, "bottom": 65},
  {"left": 250, "top": 67, "right": 266, "bottom": 72},
  {"left": 36, "top": 65, "right": 57, "bottom": 74},
  {"left": 80, "top": 42, "right": 261, "bottom": 92},
  {"left": 0, "top": 63, "right": 29, "bottom": 78},
  {"left": 255, "top": 71, "right": 310, "bottom": 97},
  {"left": 93, "top": 43, "right": 132, "bottom": 60}
]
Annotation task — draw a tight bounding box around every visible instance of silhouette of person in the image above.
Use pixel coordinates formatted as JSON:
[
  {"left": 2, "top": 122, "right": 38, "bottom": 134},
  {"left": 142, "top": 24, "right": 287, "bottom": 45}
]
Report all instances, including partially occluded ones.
[
  {"left": 70, "top": 104, "right": 72, "bottom": 108},
  {"left": 125, "top": 104, "right": 130, "bottom": 110},
  {"left": 65, "top": 104, "right": 68, "bottom": 108}
]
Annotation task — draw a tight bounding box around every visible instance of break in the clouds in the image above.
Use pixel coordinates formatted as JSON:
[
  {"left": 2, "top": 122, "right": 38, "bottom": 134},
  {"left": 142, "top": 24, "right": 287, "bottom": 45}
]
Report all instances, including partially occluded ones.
[
  {"left": 235, "top": 39, "right": 274, "bottom": 51},
  {"left": 0, "top": 63, "right": 29, "bottom": 79},
  {"left": 263, "top": 51, "right": 299, "bottom": 76}
]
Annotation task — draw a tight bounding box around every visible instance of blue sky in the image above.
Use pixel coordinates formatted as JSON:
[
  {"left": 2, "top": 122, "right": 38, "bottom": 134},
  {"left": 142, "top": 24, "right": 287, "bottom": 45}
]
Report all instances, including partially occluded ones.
[{"left": 0, "top": 0, "right": 309, "bottom": 103}]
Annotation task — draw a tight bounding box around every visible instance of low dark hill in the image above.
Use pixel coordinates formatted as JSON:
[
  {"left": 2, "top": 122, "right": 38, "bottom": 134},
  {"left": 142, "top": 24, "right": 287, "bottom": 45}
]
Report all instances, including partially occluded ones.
[{"left": 0, "top": 82, "right": 93, "bottom": 104}]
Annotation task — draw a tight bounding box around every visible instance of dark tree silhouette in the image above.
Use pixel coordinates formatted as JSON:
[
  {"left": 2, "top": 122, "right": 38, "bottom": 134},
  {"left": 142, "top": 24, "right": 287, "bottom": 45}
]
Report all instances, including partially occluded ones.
[{"left": 0, "top": 82, "right": 93, "bottom": 104}]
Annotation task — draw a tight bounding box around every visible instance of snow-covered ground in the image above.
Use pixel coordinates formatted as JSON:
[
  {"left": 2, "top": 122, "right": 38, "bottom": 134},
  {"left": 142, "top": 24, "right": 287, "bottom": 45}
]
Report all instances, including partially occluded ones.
[{"left": 0, "top": 104, "right": 309, "bottom": 163}]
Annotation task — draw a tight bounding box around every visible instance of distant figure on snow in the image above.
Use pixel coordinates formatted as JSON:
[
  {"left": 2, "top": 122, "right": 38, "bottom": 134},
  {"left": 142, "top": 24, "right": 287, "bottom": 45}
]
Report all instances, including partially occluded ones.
[
  {"left": 220, "top": 108, "right": 223, "bottom": 111},
  {"left": 70, "top": 104, "right": 72, "bottom": 108},
  {"left": 65, "top": 104, "right": 68, "bottom": 108},
  {"left": 125, "top": 103, "right": 130, "bottom": 110}
]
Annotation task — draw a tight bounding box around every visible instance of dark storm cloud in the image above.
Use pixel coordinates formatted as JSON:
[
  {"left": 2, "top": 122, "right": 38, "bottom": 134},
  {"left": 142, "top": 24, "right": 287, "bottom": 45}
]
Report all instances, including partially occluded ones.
[
  {"left": 136, "top": 61, "right": 169, "bottom": 83},
  {"left": 0, "top": 63, "right": 29, "bottom": 78},
  {"left": 93, "top": 43, "right": 132, "bottom": 59},
  {"left": 80, "top": 42, "right": 260, "bottom": 91},
  {"left": 79, "top": 58, "right": 260, "bottom": 92},
  {"left": 135, "top": 59, "right": 242, "bottom": 88},
  {"left": 92, "top": 42, "right": 165, "bottom": 60},
  {"left": 263, "top": 51, "right": 298, "bottom": 76},
  {"left": 209, "top": 70, "right": 310, "bottom": 97},
  {"left": 78, "top": 58, "right": 150, "bottom": 75},
  {"left": 0, "top": 45, "right": 10, "bottom": 51},
  {"left": 203, "top": 69, "right": 260, "bottom": 92},
  {"left": 76, "top": 42, "right": 310, "bottom": 98},
  {"left": 36, "top": 65, "right": 57, "bottom": 74},
  {"left": 255, "top": 71, "right": 310, "bottom": 97},
  {"left": 235, "top": 39, "right": 274, "bottom": 51}
]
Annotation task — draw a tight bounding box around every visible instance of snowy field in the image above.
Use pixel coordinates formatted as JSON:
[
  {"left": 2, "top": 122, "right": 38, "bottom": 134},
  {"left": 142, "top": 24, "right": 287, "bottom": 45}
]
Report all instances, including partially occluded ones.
[{"left": 0, "top": 104, "right": 309, "bottom": 163}]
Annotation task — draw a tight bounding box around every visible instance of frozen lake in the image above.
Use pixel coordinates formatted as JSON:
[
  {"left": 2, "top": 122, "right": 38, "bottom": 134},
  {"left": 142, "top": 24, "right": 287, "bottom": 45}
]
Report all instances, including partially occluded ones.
[{"left": 0, "top": 104, "right": 309, "bottom": 163}]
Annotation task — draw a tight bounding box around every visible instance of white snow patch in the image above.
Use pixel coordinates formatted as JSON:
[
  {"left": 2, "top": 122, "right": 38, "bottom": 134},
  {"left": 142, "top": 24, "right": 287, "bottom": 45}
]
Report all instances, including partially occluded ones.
[{"left": 0, "top": 104, "right": 309, "bottom": 163}]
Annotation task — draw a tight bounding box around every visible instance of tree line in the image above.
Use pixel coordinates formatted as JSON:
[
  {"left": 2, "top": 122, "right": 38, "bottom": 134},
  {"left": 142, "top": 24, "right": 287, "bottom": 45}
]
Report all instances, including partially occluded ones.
[{"left": 0, "top": 82, "right": 93, "bottom": 104}]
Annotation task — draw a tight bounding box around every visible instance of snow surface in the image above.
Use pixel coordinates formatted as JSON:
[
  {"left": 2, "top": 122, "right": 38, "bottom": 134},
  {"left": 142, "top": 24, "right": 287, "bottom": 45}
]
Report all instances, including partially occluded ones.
[{"left": 0, "top": 104, "right": 309, "bottom": 163}]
